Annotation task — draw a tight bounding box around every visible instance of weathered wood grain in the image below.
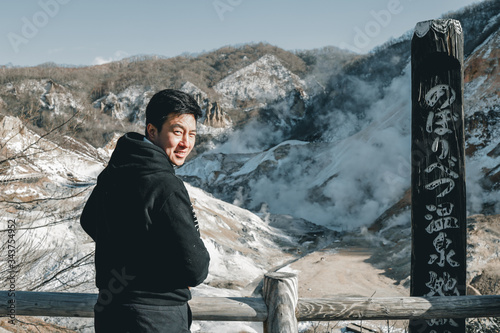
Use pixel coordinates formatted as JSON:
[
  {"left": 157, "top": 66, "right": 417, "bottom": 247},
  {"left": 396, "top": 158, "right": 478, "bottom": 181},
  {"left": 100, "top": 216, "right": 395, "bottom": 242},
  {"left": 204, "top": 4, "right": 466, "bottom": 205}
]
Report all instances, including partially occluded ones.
[
  {"left": 263, "top": 272, "right": 299, "bottom": 333},
  {"left": 0, "top": 291, "right": 267, "bottom": 321},
  {"left": 296, "top": 295, "right": 500, "bottom": 321},
  {"left": 189, "top": 296, "right": 267, "bottom": 321},
  {"left": 2, "top": 291, "right": 499, "bottom": 323}
]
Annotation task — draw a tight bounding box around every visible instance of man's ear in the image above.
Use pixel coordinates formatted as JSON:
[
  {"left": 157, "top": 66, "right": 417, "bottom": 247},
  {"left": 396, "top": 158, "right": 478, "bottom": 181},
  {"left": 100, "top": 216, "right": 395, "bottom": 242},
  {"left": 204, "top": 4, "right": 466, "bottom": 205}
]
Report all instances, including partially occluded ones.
[{"left": 146, "top": 123, "right": 157, "bottom": 142}]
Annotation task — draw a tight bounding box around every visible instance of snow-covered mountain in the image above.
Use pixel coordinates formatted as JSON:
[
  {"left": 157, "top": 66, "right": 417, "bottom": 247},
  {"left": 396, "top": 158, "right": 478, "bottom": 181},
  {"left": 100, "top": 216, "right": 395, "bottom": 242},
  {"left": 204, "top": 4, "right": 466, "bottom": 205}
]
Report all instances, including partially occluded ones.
[
  {"left": 177, "top": 19, "right": 499, "bottom": 232},
  {"left": 0, "top": 79, "right": 82, "bottom": 116},
  {"left": 176, "top": 3, "right": 500, "bottom": 232},
  {"left": 214, "top": 54, "right": 308, "bottom": 112}
]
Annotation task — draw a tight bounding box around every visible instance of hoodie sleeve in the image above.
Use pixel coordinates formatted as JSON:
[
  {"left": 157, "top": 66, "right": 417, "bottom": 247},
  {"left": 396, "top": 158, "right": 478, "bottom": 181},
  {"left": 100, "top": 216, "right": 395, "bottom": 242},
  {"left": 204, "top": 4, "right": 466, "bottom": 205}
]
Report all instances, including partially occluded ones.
[
  {"left": 80, "top": 184, "right": 101, "bottom": 242},
  {"left": 159, "top": 189, "right": 210, "bottom": 287}
]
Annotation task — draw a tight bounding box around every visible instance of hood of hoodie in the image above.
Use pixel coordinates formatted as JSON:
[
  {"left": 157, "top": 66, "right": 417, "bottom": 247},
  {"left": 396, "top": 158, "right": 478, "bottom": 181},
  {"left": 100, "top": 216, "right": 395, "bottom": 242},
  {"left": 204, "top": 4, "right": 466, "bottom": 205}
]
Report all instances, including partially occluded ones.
[{"left": 102, "top": 132, "right": 175, "bottom": 180}]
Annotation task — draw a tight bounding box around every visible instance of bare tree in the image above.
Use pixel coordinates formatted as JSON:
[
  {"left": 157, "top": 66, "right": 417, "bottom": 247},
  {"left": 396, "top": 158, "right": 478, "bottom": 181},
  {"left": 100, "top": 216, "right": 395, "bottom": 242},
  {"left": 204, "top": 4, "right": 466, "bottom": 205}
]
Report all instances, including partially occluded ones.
[{"left": 0, "top": 109, "right": 98, "bottom": 331}]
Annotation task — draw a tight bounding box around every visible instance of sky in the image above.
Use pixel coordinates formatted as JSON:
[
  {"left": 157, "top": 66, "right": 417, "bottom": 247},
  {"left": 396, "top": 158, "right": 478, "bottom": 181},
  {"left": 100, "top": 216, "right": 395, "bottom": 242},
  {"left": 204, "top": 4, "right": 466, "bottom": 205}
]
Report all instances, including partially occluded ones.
[{"left": 0, "top": 0, "right": 483, "bottom": 67}]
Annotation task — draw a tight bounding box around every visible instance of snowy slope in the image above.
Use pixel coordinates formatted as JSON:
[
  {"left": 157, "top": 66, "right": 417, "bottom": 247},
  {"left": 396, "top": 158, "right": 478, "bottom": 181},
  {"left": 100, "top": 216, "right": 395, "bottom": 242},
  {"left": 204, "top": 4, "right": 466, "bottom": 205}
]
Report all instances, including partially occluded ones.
[
  {"left": 0, "top": 115, "right": 105, "bottom": 183},
  {"left": 214, "top": 54, "right": 308, "bottom": 110}
]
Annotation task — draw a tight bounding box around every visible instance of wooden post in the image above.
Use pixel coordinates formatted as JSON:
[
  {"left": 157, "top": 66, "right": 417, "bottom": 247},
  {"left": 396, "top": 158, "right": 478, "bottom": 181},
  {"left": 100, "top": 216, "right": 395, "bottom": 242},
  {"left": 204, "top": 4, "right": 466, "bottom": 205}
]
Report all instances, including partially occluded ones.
[
  {"left": 263, "top": 272, "right": 298, "bottom": 333},
  {"left": 410, "top": 19, "right": 466, "bottom": 333}
]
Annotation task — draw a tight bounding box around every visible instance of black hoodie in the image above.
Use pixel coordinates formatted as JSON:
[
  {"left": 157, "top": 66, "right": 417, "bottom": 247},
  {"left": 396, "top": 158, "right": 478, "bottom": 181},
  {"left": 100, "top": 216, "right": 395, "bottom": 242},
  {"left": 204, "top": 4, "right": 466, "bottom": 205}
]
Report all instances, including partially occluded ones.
[{"left": 81, "top": 132, "right": 210, "bottom": 306}]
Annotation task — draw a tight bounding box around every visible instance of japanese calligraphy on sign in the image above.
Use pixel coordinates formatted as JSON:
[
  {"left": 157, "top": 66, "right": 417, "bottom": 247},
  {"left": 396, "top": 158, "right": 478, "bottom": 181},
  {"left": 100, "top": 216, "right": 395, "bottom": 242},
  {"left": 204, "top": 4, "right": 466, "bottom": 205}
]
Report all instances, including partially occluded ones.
[{"left": 410, "top": 19, "right": 466, "bottom": 333}]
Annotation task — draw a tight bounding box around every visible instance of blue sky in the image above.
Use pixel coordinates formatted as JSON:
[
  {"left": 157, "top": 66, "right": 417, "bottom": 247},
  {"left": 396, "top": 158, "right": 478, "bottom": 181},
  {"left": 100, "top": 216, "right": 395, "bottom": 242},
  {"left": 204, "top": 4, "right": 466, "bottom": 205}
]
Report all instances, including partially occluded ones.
[{"left": 1, "top": 0, "right": 482, "bottom": 67}]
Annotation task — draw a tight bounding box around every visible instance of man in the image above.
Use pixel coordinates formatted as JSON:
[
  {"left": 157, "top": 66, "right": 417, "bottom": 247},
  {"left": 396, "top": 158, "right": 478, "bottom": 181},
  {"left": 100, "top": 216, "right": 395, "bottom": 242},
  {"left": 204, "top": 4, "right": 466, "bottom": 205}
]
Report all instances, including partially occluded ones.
[{"left": 81, "top": 89, "right": 210, "bottom": 332}]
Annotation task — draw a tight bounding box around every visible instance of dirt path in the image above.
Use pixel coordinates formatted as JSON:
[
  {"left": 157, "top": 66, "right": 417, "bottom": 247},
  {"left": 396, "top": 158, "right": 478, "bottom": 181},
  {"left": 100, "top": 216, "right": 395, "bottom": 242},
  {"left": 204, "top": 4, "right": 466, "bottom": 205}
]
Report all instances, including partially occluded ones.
[{"left": 286, "top": 246, "right": 409, "bottom": 299}]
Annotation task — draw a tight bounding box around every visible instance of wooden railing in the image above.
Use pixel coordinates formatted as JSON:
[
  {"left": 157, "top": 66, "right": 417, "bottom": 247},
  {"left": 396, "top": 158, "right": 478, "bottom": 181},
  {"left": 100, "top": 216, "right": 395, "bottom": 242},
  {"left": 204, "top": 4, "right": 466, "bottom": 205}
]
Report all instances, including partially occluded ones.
[{"left": 2, "top": 273, "right": 500, "bottom": 332}]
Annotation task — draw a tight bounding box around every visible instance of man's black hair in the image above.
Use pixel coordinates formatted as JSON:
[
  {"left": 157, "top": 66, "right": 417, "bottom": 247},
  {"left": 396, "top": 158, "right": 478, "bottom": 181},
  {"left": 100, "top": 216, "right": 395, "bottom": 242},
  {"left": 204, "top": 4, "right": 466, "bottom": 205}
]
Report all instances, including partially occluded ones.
[{"left": 145, "top": 89, "right": 202, "bottom": 136}]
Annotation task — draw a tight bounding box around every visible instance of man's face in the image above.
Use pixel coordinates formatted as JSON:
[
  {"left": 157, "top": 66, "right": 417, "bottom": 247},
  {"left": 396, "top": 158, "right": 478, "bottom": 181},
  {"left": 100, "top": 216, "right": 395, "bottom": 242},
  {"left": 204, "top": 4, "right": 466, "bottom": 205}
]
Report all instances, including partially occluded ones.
[{"left": 147, "top": 113, "right": 197, "bottom": 166}]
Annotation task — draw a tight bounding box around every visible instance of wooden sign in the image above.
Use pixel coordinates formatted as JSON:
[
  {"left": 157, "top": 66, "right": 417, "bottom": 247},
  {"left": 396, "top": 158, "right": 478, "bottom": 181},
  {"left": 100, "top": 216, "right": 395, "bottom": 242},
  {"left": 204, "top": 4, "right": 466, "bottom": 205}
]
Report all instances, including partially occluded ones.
[{"left": 410, "top": 19, "right": 466, "bottom": 333}]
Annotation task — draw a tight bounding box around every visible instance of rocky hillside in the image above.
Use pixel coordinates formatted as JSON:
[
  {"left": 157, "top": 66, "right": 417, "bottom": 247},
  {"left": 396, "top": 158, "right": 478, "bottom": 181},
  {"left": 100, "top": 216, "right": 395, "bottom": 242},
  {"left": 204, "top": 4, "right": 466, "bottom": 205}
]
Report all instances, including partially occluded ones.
[{"left": 464, "top": 25, "right": 500, "bottom": 209}]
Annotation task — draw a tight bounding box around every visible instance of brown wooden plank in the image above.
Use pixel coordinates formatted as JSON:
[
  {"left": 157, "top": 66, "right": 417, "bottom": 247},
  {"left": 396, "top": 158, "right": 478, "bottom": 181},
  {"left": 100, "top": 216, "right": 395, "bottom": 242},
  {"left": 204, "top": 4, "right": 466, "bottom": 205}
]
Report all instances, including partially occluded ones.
[
  {"left": 296, "top": 295, "right": 500, "bottom": 321},
  {"left": 2, "top": 291, "right": 500, "bottom": 322}
]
